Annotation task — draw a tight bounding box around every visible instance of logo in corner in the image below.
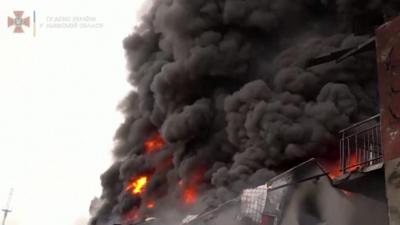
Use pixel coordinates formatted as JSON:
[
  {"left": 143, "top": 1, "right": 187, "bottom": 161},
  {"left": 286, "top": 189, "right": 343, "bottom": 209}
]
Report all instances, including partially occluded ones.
[{"left": 8, "top": 11, "right": 30, "bottom": 33}]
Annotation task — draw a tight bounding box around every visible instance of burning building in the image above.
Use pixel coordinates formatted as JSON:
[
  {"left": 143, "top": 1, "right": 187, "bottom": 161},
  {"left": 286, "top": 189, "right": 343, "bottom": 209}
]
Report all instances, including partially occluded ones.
[
  {"left": 89, "top": 1, "right": 400, "bottom": 225},
  {"left": 181, "top": 12, "right": 400, "bottom": 225}
]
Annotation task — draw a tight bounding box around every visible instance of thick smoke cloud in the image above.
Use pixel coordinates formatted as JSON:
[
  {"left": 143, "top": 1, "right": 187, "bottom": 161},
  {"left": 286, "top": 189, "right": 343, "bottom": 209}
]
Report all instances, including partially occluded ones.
[{"left": 89, "top": 1, "right": 399, "bottom": 224}]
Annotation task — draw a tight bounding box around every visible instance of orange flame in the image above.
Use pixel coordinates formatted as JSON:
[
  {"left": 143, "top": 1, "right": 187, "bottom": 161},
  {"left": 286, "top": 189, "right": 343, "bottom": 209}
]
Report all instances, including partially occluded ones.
[
  {"left": 326, "top": 152, "right": 359, "bottom": 179},
  {"left": 144, "top": 133, "right": 165, "bottom": 154},
  {"left": 347, "top": 153, "right": 359, "bottom": 172},
  {"left": 183, "top": 187, "right": 197, "bottom": 205},
  {"left": 327, "top": 160, "right": 341, "bottom": 179},
  {"left": 180, "top": 166, "right": 205, "bottom": 205},
  {"left": 126, "top": 176, "right": 148, "bottom": 195}
]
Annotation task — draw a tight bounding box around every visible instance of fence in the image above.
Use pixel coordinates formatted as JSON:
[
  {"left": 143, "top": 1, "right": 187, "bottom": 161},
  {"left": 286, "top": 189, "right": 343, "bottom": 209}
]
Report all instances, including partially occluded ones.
[{"left": 339, "top": 114, "right": 383, "bottom": 174}]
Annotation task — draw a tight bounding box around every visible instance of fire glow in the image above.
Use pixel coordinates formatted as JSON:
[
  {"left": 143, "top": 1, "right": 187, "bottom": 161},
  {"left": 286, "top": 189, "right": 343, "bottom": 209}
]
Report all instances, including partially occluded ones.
[
  {"left": 123, "top": 208, "right": 139, "bottom": 223},
  {"left": 345, "top": 154, "right": 359, "bottom": 172},
  {"left": 180, "top": 166, "right": 206, "bottom": 205},
  {"left": 144, "top": 133, "right": 165, "bottom": 154},
  {"left": 146, "top": 200, "right": 156, "bottom": 209},
  {"left": 327, "top": 153, "right": 359, "bottom": 179},
  {"left": 183, "top": 187, "right": 197, "bottom": 205},
  {"left": 126, "top": 176, "right": 148, "bottom": 195}
]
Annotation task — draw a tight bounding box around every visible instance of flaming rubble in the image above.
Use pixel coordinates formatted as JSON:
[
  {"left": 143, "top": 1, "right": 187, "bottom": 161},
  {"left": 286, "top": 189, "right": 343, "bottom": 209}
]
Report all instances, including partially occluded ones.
[{"left": 126, "top": 176, "right": 149, "bottom": 196}]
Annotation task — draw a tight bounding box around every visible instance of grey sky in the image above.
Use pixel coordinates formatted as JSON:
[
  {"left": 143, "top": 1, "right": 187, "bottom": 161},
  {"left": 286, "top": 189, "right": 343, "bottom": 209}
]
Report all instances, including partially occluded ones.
[{"left": 0, "top": 1, "right": 146, "bottom": 224}]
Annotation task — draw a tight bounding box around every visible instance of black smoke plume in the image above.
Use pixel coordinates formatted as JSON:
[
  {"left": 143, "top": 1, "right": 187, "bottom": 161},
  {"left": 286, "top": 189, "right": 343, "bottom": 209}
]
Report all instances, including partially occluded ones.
[{"left": 89, "top": 1, "right": 400, "bottom": 224}]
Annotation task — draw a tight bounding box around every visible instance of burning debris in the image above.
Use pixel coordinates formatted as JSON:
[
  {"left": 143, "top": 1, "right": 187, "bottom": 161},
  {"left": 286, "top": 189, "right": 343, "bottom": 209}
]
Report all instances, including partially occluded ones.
[
  {"left": 126, "top": 176, "right": 149, "bottom": 196},
  {"left": 89, "top": 1, "right": 400, "bottom": 225}
]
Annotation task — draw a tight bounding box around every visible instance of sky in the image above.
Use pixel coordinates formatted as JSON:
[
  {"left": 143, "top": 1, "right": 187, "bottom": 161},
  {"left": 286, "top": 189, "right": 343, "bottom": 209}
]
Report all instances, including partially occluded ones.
[{"left": 0, "top": 1, "right": 147, "bottom": 225}]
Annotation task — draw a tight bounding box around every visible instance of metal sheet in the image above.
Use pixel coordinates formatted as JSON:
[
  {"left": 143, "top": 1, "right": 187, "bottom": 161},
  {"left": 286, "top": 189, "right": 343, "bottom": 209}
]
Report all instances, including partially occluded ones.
[
  {"left": 240, "top": 184, "right": 268, "bottom": 224},
  {"left": 375, "top": 16, "right": 400, "bottom": 161}
]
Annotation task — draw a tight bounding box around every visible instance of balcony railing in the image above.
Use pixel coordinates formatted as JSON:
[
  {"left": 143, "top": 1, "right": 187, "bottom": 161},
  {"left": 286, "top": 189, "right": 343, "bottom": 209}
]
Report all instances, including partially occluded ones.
[{"left": 339, "top": 114, "right": 383, "bottom": 174}]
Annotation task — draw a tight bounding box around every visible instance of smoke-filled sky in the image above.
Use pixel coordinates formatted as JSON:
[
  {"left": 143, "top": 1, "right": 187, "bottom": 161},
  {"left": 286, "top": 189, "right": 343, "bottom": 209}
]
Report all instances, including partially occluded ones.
[{"left": 0, "top": 1, "right": 146, "bottom": 225}]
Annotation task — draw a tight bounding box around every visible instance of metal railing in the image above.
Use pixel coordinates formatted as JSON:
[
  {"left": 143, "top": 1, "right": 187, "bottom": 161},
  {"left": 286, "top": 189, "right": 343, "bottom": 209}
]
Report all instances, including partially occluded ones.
[{"left": 339, "top": 114, "right": 383, "bottom": 174}]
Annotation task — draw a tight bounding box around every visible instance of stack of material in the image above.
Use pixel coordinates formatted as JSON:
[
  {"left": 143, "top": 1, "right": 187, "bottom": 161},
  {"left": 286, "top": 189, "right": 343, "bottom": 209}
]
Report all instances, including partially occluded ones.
[{"left": 240, "top": 184, "right": 268, "bottom": 224}]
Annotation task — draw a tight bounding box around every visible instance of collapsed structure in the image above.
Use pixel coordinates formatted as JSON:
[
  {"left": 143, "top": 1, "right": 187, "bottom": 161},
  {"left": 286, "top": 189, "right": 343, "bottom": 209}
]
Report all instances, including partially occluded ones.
[{"left": 89, "top": 1, "right": 400, "bottom": 225}]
